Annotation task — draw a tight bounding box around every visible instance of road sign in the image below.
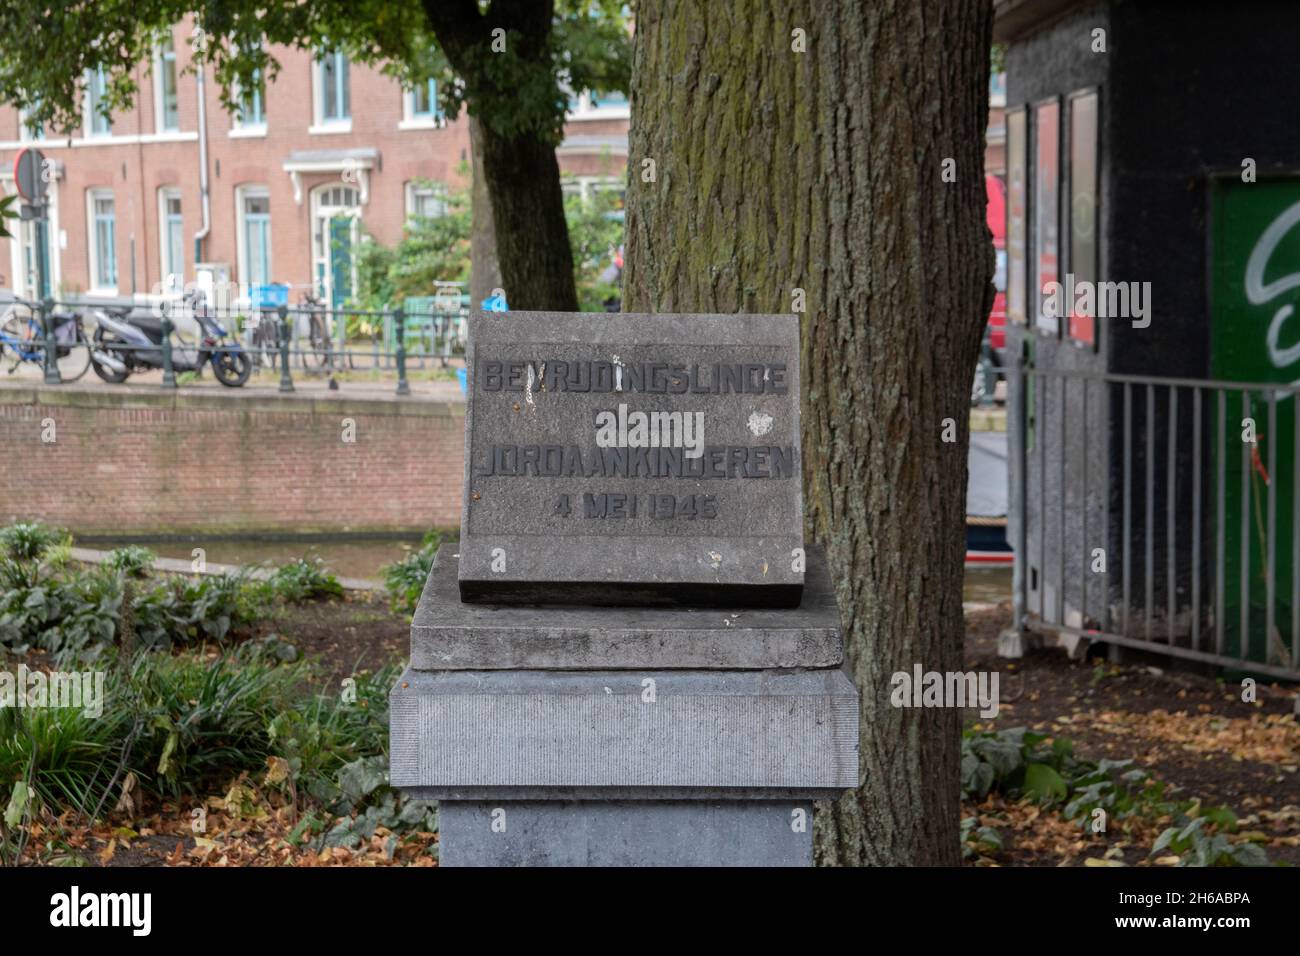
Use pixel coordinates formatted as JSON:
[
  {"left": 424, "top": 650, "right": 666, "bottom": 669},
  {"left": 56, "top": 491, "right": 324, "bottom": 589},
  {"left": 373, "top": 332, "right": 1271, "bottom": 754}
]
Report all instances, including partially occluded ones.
[{"left": 14, "top": 147, "right": 47, "bottom": 204}]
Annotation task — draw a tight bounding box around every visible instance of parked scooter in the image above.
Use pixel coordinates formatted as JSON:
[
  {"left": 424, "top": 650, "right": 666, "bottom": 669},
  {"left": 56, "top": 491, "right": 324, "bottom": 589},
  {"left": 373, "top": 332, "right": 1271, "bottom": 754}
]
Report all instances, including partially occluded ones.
[{"left": 89, "top": 292, "right": 251, "bottom": 387}]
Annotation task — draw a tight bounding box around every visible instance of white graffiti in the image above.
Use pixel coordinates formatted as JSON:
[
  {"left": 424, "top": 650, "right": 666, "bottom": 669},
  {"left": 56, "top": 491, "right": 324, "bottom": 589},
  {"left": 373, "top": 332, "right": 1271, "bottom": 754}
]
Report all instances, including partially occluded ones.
[{"left": 1244, "top": 198, "right": 1300, "bottom": 372}]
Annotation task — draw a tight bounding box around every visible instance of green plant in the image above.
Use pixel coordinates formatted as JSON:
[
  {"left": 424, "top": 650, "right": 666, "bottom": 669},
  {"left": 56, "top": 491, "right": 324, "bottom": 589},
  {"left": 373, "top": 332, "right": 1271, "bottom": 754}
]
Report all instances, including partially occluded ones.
[
  {"left": 0, "top": 193, "right": 16, "bottom": 240},
  {"left": 563, "top": 176, "right": 624, "bottom": 312},
  {"left": 133, "top": 570, "right": 266, "bottom": 649},
  {"left": 381, "top": 532, "right": 441, "bottom": 614},
  {"left": 266, "top": 558, "right": 344, "bottom": 603},
  {"left": 0, "top": 522, "right": 70, "bottom": 589},
  {"left": 103, "top": 546, "right": 156, "bottom": 578},
  {"left": 0, "top": 567, "right": 121, "bottom": 653},
  {"left": 1151, "top": 811, "right": 1270, "bottom": 867},
  {"left": 126, "top": 643, "right": 306, "bottom": 796},
  {"left": 960, "top": 815, "right": 1003, "bottom": 860},
  {"left": 355, "top": 184, "right": 471, "bottom": 313},
  {"left": 961, "top": 727, "right": 1271, "bottom": 866}
]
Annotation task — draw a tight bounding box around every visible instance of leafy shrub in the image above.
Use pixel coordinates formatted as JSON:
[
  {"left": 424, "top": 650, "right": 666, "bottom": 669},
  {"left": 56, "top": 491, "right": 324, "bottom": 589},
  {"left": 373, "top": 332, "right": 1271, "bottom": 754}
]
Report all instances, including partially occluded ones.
[
  {"left": 0, "top": 522, "right": 70, "bottom": 590},
  {"left": 1152, "top": 809, "right": 1269, "bottom": 867},
  {"left": 127, "top": 643, "right": 305, "bottom": 796},
  {"left": 266, "top": 558, "right": 344, "bottom": 602},
  {"left": 961, "top": 815, "right": 1003, "bottom": 860},
  {"left": 961, "top": 727, "right": 1270, "bottom": 866},
  {"left": 381, "top": 532, "right": 441, "bottom": 614},
  {"left": 0, "top": 567, "right": 121, "bottom": 653},
  {"left": 133, "top": 571, "right": 265, "bottom": 650},
  {"left": 103, "top": 546, "right": 156, "bottom": 578}
]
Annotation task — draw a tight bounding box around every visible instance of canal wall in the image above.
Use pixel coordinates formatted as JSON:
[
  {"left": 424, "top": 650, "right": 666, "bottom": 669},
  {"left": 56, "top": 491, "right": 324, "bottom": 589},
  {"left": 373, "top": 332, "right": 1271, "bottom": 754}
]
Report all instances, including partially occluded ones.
[{"left": 1, "top": 384, "right": 464, "bottom": 535}]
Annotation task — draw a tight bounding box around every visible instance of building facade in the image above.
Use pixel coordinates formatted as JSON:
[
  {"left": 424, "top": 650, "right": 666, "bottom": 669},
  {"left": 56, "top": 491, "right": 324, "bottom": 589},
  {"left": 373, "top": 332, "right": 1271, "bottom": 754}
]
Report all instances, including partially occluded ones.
[
  {"left": 0, "top": 20, "right": 629, "bottom": 306},
  {"left": 997, "top": 0, "right": 1300, "bottom": 677}
]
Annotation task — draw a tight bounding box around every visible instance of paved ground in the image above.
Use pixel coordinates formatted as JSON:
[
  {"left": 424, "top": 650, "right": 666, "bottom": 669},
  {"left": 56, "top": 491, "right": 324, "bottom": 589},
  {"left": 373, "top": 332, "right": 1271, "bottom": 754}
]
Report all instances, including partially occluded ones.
[{"left": 968, "top": 430, "right": 1009, "bottom": 518}]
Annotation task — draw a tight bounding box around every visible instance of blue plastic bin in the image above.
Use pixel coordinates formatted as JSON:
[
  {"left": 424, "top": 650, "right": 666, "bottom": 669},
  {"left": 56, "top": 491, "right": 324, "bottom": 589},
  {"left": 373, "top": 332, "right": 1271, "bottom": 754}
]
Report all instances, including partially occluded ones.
[{"left": 251, "top": 283, "right": 290, "bottom": 309}]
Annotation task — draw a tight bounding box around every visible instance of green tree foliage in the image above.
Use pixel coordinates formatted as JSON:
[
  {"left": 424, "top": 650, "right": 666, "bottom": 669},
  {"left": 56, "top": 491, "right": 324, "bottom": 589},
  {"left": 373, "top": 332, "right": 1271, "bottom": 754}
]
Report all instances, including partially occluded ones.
[
  {"left": 0, "top": 1, "right": 629, "bottom": 143},
  {"left": 0, "top": 0, "right": 631, "bottom": 310},
  {"left": 357, "top": 177, "right": 625, "bottom": 313},
  {"left": 564, "top": 181, "right": 624, "bottom": 311},
  {"left": 356, "top": 185, "right": 472, "bottom": 310}
]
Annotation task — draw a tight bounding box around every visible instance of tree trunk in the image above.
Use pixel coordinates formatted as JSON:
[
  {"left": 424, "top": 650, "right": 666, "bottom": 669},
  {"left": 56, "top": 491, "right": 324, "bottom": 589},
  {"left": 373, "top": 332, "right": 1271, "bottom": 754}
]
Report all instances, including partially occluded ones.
[
  {"left": 624, "top": 0, "right": 993, "bottom": 865},
  {"left": 477, "top": 123, "right": 579, "bottom": 311},
  {"left": 422, "top": 0, "right": 578, "bottom": 312},
  {"left": 469, "top": 116, "right": 504, "bottom": 307}
]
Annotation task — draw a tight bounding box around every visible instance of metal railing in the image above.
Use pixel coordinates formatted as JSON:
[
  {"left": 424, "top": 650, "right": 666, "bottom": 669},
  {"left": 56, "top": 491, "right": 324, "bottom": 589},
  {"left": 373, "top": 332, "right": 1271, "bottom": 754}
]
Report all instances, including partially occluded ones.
[{"left": 1008, "top": 360, "right": 1300, "bottom": 680}]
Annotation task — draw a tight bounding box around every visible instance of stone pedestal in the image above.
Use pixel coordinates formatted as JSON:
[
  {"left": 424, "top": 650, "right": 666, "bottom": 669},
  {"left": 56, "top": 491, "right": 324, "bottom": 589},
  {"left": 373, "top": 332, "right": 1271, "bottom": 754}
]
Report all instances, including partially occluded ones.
[{"left": 390, "top": 545, "right": 859, "bottom": 867}]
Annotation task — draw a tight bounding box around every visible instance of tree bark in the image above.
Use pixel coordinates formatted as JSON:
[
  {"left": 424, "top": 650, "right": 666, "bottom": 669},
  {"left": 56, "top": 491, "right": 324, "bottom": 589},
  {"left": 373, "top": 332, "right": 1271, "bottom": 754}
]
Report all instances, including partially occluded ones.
[
  {"left": 624, "top": 0, "right": 993, "bottom": 865},
  {"left": 468, "top": 116, "right": 504, "bottom": 308},
  {"left": 476, "top": 123, "right": 578, "bottom": 311}
]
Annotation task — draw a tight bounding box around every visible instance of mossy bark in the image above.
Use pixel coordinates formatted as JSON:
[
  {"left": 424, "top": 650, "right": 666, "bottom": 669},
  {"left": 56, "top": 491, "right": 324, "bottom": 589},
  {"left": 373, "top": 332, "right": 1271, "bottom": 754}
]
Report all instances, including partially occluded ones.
[{"left": 624, "top": 0, "right": 994, "bottom": 865}]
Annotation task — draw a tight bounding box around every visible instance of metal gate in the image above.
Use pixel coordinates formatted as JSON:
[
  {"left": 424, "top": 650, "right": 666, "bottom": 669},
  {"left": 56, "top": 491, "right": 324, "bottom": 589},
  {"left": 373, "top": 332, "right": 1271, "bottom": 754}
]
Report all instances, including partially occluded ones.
[{"left": 1008, "top": 363, "right": 1300, "bottom": 680}]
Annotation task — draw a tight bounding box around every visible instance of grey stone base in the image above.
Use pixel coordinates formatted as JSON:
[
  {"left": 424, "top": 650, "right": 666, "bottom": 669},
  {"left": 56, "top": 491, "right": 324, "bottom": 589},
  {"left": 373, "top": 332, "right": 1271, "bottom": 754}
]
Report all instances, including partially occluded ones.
[
  {"left": 438, "top": 800, "right": 813, "bottom": 867},
  {"left": 413, "top": 544, "right": 844, "bottom": 670},
  {"left": 390, "top": 667, "right": 859, "bottom": 791}
]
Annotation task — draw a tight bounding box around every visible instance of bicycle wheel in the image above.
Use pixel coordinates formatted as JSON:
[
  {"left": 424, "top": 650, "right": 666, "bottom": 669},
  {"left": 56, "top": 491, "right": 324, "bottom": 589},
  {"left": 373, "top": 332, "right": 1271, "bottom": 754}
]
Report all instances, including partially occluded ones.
[
  {"left": 305, "top": 313, "right": 331, "bottom": 369},
  {"left": 55, "top": 320, "right": 93, "bottom": 382}
]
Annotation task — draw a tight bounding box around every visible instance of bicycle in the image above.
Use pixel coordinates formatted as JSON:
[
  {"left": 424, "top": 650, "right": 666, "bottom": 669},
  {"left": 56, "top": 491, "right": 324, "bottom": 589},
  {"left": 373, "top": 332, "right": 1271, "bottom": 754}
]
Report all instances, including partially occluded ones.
[
  {"left": 0, "top": 297, "right": 92, "bottom": 382},
  {"left": 296, "top": 291, "right": 331, "bottom": 371},
  {"left": 246, "top": 308, "right": 282, "bottom": 371}
]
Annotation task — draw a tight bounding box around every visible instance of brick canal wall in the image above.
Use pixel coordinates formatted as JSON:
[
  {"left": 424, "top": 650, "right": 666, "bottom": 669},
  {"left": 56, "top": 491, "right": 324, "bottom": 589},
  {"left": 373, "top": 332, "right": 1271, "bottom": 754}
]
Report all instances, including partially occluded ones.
[{"left": 1, "top": 385, "right": 464, "bottom": 535}]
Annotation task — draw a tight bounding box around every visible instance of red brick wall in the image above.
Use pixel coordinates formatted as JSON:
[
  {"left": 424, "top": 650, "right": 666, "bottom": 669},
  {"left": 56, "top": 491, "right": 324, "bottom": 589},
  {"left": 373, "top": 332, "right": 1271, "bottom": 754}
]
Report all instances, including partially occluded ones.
[{"left": 1, "top": 388, "right": 464, "bottom": 534}]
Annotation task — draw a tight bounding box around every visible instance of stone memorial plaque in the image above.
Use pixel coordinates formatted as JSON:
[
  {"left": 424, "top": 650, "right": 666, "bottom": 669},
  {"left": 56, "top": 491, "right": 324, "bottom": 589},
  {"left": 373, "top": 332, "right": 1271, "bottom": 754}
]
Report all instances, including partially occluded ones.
[{"left": 458, "top": 311, "right": 804, "bottom": 606}]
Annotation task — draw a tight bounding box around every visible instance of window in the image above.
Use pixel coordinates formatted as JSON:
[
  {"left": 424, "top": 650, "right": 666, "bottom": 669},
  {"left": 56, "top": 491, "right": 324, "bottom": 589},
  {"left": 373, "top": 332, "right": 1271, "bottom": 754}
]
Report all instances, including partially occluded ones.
[
  {"left": 1032, "top": 98, "right": 1060, "bottom": 335},
  {"left": 561, "top": 176, "right": 624, "bottom": 207},
  {"left": 314, "top": 50, "right": 351, "bottom": 127},
  {"left": 88, "top": 190, "right": 117, "bottom": 291},
  {"left": 18, "top": 98, "right": 45, "bottom": 141},
  {"left": 589, "top": 89, "right": 627, "bottom": 110},
  {"left": 1067, "top": 89, "right": 1099, "bottom": 348},
  {"left": 236, "top": 188, "right": 272, "bottom": 288},
  {"left": 1006, "top": 108, "right": 1027, "bottom": 326},
  {"left": 567, "top": 88, "right": 630, "bottom": 118},
  {"left": 155, "top": 36, "right": 179, "bottom": 131},
  {"left": 87, "top": 67, "right": 111, "bottom": 136},
  {"left": 405, "top": 182, "right": 447, "bottom": 221},
  {"left": 235, "top": 69, "right": 266, "bottom": 129},
  {"left": 402, "top": 78, "right": 441, "bottom": 127},
  {"left": 159, "top": 189, "right": 184, "bottom": 289}
]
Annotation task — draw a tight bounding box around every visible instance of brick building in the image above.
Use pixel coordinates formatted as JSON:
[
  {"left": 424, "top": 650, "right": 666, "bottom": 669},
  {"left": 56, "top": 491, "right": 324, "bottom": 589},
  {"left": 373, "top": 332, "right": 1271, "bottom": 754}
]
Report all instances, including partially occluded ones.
[{"left": 0, "top": 21, "right": 629, "bottom": 306}]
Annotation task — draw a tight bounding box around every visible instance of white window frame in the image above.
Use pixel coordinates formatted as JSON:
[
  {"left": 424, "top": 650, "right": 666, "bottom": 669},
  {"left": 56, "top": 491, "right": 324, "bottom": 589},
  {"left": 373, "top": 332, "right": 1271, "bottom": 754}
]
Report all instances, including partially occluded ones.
[
  {"left": 17, "top": 104, "right": 45, "bottom": 143},
  {"left": 86, "top": 188, "right": 118, "bottom": 295},
  {"left": 153, "top": 36, "right": 180, "bottom": 133},
  {"left": 158, "top": 187, "right": 184, "bottom": 291},
  {"left": 310, "top": 50, "right": 352, "bottom": 134},
  {"left": 234, "top": 185, "right": 273, "bottom": 293},
  {"left": 84, "top": 67, "right": 112, "bottom": 139},
  {"left": 230, "top": 69, "right": 267, "bottom": 137},
  {"left": 561, "top": 175, "right": 622, "bottom": 204},
  {"left": 566, "top": 88, "right": 630, "bottom": 121},
  {"left": 400, "top": 78, "right": 443, "bottom": 130},
  {"left": 404, "top": 181, "right": 448, "bottom": 222}
]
